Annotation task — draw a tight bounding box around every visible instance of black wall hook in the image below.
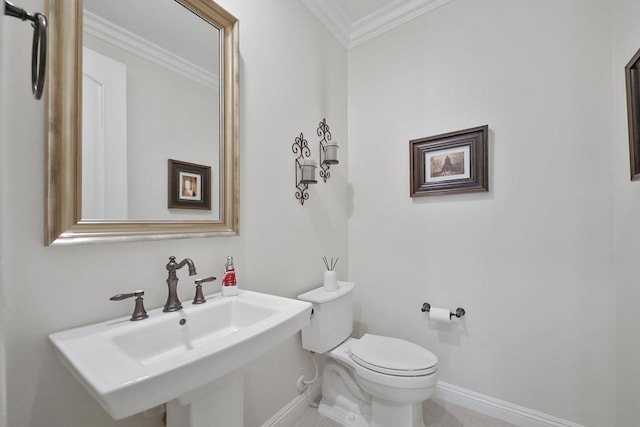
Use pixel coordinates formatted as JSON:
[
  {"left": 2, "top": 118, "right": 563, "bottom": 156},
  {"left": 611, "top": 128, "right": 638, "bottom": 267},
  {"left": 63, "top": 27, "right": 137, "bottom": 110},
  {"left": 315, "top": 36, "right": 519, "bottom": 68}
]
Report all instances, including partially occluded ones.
[{"left": 4, "top": 1, "right": 47, "bottom": 100}]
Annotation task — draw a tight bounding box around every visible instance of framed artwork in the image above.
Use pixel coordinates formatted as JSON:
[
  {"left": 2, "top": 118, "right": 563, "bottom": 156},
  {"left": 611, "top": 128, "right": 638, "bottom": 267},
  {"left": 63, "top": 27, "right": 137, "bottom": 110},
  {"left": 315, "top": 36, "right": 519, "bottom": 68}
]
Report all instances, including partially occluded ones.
[
  {"left": 168, "top": 159, "right": 211, "bottom": 210},
  {"left": 626, "top": 48, "right": 640, "bottom": 180},
  {"left": 410, "top": 125, "right": 488, "bottom": 197}
]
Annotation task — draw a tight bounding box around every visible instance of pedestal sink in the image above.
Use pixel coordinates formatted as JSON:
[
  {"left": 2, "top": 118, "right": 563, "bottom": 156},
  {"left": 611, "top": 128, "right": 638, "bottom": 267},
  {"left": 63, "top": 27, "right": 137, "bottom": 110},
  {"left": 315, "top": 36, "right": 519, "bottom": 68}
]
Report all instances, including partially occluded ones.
[{"left": 49, "top": 290, "right": 312, "bottom": 426}]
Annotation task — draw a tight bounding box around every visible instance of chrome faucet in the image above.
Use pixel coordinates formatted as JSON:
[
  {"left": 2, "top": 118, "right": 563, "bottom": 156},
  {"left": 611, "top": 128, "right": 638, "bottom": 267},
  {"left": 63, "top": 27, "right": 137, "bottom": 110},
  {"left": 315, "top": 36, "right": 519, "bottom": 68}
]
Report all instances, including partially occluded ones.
[{"left": 163, "top": 256, "right": 197, "bottom": 312}]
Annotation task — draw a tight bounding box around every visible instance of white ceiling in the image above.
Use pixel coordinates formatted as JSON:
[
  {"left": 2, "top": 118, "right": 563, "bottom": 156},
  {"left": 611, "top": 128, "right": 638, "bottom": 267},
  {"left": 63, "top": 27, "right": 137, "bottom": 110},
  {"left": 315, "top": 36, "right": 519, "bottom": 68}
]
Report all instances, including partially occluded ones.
[{"left": 301, "top": 0, "right": 453, "bottom": 49}]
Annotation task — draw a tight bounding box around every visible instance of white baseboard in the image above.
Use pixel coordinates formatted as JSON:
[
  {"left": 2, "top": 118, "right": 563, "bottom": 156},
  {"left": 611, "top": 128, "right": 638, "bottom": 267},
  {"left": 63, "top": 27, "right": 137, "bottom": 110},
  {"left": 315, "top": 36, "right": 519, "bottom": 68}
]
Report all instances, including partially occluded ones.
[
  {"left": 264, "top": 379, "right": 583, "bottom": 427},
  {"left": 262, "top": 380, "right": 322, "bottom": 427},
  {"left": 435, "top": 381, "right": 585, "bottom": 427}
]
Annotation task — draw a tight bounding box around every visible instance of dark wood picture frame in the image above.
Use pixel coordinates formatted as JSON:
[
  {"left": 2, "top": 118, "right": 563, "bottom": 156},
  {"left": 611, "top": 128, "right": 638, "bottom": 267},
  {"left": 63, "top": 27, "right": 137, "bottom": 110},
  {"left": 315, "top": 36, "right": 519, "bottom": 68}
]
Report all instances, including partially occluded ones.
[
  {"left": 626, "top": 48, "right": 640, "bottom": 180},
  {"left": 168, "top": 159, "right": 212, "bottom": 210},
  {"left": 410, "top": 125, "right": 488, "bottom": 197}
]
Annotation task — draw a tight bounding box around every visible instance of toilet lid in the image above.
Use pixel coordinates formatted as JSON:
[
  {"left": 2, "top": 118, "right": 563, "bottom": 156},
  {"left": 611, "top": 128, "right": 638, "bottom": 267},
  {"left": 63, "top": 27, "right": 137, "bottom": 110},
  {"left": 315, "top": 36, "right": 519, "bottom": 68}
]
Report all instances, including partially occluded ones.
[{"left": 350, "top": 334, "right": 438, "bottom": 377}]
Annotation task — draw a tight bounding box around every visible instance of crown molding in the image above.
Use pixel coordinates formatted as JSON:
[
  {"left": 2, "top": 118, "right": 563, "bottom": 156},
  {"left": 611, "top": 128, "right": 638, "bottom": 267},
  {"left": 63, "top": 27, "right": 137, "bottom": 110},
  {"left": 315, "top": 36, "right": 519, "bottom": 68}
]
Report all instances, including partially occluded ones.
[
  {"left": 83, "top": 11, "right": 219, "bottom": 90},
  {"left": 350, "top": 0, "right": 453, "bottom": 48},
  {"left": 302, "top": 0, "right": 453, "bottom": 49},
  {"left": 300, "top": 0, "right": 351, "bottom": 47}
]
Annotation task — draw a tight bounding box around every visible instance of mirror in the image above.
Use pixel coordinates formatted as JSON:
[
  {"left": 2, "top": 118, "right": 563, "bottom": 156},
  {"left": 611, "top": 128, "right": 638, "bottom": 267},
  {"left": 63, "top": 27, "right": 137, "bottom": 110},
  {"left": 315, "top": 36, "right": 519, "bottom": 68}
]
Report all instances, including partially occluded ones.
[
  {"left": 82, "top": 0, "right": 222, "bottom": 221},
  {"left": 45, "top": 0, "right": 239, "bottom": 245}
]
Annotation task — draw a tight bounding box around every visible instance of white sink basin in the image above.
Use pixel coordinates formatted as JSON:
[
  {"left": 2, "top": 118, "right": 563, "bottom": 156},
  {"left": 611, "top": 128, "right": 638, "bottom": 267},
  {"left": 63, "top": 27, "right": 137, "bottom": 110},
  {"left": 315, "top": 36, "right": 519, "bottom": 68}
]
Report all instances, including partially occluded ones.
[{"left": 49, "top": 290, "right": 312, "bottom": 420}]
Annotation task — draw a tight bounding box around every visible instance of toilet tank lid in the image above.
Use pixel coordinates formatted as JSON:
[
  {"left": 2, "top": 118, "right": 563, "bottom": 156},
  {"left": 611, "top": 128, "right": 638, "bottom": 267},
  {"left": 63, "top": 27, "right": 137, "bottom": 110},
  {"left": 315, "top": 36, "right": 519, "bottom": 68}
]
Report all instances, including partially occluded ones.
[{"left": 297, "top": 281, "right": 355, "bottom": 303}]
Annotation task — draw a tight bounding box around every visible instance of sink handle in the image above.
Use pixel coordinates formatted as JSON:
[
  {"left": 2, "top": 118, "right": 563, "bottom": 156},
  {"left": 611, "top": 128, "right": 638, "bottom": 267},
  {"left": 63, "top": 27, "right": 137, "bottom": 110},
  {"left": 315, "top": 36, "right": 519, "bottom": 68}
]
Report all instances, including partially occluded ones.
[
  {"left": 110, "top": 290, "right": 149, "bottom": 321},
  {"left": 194, "top": 276, "right": 217, "bottom": 285},
  {"left": 193, "top": 276, "right": 217, "bottom": 304},
  {"left": 110, "top": 291, "right": 141, "bottom": 301}
]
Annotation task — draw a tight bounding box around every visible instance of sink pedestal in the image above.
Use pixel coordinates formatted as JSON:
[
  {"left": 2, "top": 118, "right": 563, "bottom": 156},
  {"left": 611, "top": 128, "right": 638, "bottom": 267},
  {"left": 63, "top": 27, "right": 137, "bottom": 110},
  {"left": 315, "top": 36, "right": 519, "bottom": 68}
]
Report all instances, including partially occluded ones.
[{"left": 167, "top": 370, "right": 244, "bottom": 427}]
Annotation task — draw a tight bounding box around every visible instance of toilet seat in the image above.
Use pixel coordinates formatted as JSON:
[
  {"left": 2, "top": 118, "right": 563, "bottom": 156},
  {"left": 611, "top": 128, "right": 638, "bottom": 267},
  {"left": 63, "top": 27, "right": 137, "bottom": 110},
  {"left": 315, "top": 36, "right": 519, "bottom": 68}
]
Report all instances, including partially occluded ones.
[
  {"left": 349, "top": 334, "right": 437, "bottom": 377},
  {"left": 326, "top": 335, "right": 439, "bottom": 407}
]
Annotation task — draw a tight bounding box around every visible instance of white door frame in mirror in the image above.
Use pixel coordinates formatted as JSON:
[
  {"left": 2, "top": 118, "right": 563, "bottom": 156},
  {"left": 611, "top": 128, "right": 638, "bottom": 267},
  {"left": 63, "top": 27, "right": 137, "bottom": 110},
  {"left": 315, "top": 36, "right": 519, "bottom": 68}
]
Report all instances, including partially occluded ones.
[{"left": 45, "top": 0, "right": 239, "bottom": 245}]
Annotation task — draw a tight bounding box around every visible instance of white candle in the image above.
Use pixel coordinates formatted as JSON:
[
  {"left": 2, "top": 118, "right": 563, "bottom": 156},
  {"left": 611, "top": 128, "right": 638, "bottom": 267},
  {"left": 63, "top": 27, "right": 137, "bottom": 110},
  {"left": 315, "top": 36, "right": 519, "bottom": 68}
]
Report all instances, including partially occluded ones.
[
  {"left": 324, "top": 142, "right": 339, "bottom": 164},
  {"left": 301, "top": 159, "right": 317, "bottom": 182}
]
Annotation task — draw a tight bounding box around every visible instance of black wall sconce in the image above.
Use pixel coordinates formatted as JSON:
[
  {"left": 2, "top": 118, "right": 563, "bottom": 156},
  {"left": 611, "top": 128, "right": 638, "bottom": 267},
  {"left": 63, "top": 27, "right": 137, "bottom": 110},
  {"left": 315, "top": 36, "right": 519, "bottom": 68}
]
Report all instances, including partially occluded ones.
[
  {"left": 292, "top": 133, "right": 317, "bottom": 205},
  {"left": 317, "top": 118, "right": 339, "bottom": 182}
]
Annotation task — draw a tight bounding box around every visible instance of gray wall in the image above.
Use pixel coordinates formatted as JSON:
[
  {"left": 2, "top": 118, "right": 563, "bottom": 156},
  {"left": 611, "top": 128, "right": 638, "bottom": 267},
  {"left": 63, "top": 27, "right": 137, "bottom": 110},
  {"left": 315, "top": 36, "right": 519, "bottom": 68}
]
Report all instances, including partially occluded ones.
[
  {"left": 348, "top": 0, "right": 615, "bottom": 425},
  {"left": 0, "top": 0, "right": 348, "bottom": 426},
  {"left": 614, "top": 0, "right": 640, "bottom": 425},
  {"left": 4, "top": 0, "right": 640, "bottom": 426}
]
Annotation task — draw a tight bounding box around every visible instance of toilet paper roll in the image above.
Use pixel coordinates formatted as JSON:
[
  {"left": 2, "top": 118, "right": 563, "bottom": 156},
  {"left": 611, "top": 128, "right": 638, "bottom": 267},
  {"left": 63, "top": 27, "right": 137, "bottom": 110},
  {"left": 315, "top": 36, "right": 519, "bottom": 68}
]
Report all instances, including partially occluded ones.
[{"left": 429, "top": 307, "right": 452, "bottom": 323}]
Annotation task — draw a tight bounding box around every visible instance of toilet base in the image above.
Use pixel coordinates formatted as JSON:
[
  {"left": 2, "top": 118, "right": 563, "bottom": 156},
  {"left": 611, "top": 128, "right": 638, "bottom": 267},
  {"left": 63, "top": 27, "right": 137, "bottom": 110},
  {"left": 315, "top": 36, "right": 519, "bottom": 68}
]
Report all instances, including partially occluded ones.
[
  {"left": 318, "top": 360, "right": 370, "bottom": 427},
  {"left": 319, "top": 400, "right": 425, "bottom": 427},
  {"left": 318, "top": 400, "right": 369, "bottom": 427},
  {"left": 318, "top": 359, "right": 428, "bottom": 427}
]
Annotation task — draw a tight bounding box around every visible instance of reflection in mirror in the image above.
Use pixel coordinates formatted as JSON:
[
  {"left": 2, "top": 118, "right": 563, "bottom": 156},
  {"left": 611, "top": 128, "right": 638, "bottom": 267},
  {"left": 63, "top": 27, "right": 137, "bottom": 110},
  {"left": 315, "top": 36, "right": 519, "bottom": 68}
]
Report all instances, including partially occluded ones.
[
  {"left": 45, "top": 0, "right": 239, "bottom": 245},
  {"left": 82, "top": 0, "right": 220, "bottom": 220}
]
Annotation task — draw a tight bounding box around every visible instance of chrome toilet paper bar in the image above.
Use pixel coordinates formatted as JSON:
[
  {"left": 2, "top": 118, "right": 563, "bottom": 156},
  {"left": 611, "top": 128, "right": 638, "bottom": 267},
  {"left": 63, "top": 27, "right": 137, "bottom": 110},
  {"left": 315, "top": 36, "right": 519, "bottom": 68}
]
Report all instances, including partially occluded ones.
[{"left": 421, "top": 303, "right": 466, "bottom": 319}]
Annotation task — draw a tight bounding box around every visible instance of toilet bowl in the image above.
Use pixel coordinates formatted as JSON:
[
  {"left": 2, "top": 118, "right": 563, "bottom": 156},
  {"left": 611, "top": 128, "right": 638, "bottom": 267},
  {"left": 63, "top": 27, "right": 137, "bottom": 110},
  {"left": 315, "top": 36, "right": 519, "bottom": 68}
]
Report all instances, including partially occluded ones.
[
  {"left": 321, "top": 335, "right": 438, "bottom": 427},
  {"left": 298, "top": 282, "right": 438, "bottom": 427}
]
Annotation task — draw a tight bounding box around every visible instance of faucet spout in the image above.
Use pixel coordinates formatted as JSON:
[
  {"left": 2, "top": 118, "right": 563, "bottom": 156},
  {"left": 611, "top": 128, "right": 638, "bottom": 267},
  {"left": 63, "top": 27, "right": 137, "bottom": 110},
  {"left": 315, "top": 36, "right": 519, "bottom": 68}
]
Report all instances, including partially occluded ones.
[
  {"left": 163, "top": 256, "right": 197, "bottom": 312},
  {"left": 177, "top": 257, "right": 197, "bottom": 275}
]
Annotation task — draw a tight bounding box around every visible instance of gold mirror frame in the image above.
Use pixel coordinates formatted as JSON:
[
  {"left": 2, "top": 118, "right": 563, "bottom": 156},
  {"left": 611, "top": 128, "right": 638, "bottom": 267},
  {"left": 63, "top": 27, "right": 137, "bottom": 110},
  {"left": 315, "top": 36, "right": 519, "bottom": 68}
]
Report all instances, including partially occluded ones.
[{"left": 45, "top": 0, "right": 239, "bottom": 245}]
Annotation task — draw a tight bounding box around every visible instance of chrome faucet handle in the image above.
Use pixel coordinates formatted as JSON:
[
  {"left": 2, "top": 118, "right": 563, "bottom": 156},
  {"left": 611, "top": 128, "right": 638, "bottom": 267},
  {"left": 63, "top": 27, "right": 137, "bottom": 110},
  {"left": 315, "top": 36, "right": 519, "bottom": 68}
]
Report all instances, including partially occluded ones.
[
  {"left": 193, "top": 276, "right": 217, "bottom": 304},
  {"left": 110, "top": 290, "right": 149, "bottom": 321}
]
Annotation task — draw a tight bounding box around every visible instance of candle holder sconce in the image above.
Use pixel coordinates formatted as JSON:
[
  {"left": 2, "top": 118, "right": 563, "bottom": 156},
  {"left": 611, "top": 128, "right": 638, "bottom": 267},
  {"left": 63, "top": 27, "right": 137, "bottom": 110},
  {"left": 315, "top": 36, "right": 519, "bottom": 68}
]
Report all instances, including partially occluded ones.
[
  {"left": 292, "top": 133, "right": 317, "bottom": 205},
  {"left": 317, "top": 118, "right": 339, "bottom": 183}
]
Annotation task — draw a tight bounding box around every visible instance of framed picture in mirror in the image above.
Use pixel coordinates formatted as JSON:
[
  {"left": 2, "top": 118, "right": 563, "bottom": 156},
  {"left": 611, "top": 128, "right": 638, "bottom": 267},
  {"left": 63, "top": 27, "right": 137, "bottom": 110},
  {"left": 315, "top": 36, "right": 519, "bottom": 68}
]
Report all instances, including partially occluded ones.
[
  {"left": 168, "top": 159, "right": 212, "bottom": 210},
  {"left": 626, "top": 48, "right": 640, "bottom": 180}
]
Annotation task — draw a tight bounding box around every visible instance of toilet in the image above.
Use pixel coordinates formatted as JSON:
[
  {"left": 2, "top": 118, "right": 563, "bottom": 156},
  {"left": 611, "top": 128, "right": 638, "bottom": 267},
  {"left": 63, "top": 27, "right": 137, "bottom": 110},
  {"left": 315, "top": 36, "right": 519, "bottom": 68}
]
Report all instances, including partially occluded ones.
[{"left": 298, "top": 281, "right": 438, "bottom": 427}]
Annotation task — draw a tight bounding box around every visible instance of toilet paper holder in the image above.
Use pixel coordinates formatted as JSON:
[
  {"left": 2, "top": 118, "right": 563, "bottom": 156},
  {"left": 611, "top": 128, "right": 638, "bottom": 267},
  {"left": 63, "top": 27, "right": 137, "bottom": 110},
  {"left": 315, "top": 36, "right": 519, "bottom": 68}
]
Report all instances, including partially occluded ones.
[{"left": 421, "top": 303, "right": 466, "bottom": 319}]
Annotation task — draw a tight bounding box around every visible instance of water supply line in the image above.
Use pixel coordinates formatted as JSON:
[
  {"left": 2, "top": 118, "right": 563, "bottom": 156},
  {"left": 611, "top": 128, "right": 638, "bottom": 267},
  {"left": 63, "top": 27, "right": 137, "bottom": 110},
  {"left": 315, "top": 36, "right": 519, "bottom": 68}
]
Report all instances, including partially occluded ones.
[{"left": 296, "top": 351, "right": 319, "bottom": 393}]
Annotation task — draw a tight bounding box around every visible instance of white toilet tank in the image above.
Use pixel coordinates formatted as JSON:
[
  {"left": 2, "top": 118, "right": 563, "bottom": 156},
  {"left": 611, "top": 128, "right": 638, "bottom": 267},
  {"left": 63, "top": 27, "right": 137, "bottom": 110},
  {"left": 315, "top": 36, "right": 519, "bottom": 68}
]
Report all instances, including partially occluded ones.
[{"left": 297, "top": 281, "right": 355, "bottom": 353}]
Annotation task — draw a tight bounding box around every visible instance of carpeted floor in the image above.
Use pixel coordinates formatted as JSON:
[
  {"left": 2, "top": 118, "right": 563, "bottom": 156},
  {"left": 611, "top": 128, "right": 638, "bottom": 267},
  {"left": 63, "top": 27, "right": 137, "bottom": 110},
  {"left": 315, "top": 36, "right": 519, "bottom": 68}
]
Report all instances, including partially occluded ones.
[{"left": 290, "top": 398, "right": 517, "bottom": 427}]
